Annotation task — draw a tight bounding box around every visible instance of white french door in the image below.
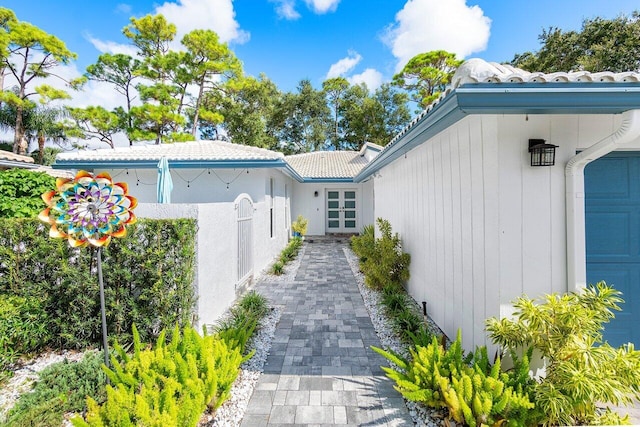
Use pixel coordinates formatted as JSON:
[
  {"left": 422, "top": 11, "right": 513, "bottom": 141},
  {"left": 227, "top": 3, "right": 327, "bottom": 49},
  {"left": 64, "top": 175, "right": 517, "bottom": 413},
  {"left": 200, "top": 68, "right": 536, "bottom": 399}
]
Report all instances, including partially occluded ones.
[{"left": 326, "top": 189, "right": 357, "bottom": 233}]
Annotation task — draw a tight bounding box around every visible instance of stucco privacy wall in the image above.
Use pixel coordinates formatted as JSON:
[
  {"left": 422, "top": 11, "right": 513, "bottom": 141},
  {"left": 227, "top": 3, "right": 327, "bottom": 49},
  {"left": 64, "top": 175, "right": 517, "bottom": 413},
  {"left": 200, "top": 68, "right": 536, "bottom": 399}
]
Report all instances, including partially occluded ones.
[
  {"left": 132, "top": 171, "right": 292, "bottom": 329},
  {"left": 291, "top": 180, "right": 374, "bottom": 235},
  {"left": 105, "top": 168, "right": 282, "bottom": 205},
  {"left": 373, "top": 113, "right": 640, "bottom": 351}
]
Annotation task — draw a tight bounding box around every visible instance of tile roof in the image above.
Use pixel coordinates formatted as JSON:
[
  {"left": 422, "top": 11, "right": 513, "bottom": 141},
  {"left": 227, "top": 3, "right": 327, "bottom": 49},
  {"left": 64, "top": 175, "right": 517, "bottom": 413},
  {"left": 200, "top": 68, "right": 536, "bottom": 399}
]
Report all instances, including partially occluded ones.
[
  {"left": 285, "top": 150, "right": 368, "bottom": 179},
  {"left": 386, "top": 58, "right": 640, "bottom": 149},
  {"left": 452, "top": 59, "right": 640, "bottom": 86},
  {"left": 56, "top": 140, "right": 284, "bottom": 162},
  {"left": 0, "top": 150, "right": 34, "bottom": 164},
  {"left": 356, "top": 58, "right": 640, "bottom": 182}
]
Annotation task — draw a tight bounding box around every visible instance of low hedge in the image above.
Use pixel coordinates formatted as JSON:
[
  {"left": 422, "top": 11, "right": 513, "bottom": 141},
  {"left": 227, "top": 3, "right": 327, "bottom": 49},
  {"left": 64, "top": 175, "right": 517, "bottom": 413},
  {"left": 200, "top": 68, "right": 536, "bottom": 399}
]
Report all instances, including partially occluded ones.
[{"left": 0, "top": 218, "right": 197, "bottom": 349}]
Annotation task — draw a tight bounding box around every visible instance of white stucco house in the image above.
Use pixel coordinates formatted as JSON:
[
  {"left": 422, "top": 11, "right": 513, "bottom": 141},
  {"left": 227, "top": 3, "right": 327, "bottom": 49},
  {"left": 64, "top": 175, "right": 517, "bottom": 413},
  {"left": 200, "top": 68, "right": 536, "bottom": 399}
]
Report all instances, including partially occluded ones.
[
  {"left": 355, "top": 59, "right": 640, "bottom": 351},
  {"left": 54, "top": 58, "right": 640, "bottom": 352},
  {"left": 54, "top": 140, "right": 380, "bottom": 328}
]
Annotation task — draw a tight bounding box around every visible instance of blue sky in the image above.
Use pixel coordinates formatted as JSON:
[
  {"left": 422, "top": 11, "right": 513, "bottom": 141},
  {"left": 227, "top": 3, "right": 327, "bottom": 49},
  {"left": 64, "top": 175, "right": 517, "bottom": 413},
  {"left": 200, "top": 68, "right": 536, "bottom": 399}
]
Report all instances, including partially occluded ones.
[{"left": 2, "top": 0, "right": 639, "bottom": 106}]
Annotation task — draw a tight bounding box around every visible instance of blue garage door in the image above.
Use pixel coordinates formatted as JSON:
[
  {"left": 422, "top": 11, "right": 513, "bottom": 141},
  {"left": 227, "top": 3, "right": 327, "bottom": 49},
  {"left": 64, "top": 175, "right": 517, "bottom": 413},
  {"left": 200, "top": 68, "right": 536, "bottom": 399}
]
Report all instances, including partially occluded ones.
[{"left": 585, "top": 152, "right": 640, "bottom": 348}]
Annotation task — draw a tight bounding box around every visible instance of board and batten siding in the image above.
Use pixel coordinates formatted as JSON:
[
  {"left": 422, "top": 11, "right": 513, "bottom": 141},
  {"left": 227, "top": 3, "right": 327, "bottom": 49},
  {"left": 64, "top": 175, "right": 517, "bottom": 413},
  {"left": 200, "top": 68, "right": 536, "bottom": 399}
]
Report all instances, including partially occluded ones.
[{"left": 373, "top": 113, "right": 631, "bottom": 351}]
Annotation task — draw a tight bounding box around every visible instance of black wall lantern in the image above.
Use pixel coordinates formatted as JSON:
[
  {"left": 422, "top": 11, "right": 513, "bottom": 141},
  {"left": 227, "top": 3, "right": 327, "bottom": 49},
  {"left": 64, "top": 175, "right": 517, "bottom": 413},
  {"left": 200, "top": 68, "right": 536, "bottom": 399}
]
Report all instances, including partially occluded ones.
[{"left": 528, "top": 139, "right": 558, "bottom": 167}]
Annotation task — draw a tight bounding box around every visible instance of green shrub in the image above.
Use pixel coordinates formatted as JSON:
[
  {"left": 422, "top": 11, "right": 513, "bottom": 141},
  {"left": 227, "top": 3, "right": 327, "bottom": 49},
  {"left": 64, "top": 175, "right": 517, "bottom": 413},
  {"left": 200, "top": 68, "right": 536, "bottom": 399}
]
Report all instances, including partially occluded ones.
[
  {"left": 361, "top": 218, "right": 410, "bottom": 290},
  {"left": 392, "top": 307, "right": 424, "bottom": 343},
  {"left": 214, "top": 290, "right": 269, "bottom": 355},
  {"left": 272, "top": 237, "right": 303, "bottom": 275},
  {"left": 272, "top": 261, "right": 284, "bottom": 275},
  {"left": 3, "top": 351, "right": 107, "bottom": 427},
  {"left": 0, "top": 295, "right": 51, "bottom": 377},
  {"left": 350, "top": 224, "right": 375, "bottom": 267},
  {"left": 373, "top": 331, "right": 534, "bottom": 427},
  {"left": 0, "top": 218, "right": 196, "bottom": 349},
  {"left": 236, "top": 291, "right": 269, "bottom": 319},
  {"left": 405, "top": 325, "right": 435, "bottom": 348},
  {"left": 486, "top": 282, "right": 640, "bottom": 426},
  {"left": 72, "top": 325, "right": 250, "bottom": 427},
  {"left": 291, "top": 215, "right": 308, "bottom": 236},
  {"left": 0, "top": 169, "right": 55, "bottom": 218},
  {"left": 381, "top": 290, "right": 410, "bottom": 315}
]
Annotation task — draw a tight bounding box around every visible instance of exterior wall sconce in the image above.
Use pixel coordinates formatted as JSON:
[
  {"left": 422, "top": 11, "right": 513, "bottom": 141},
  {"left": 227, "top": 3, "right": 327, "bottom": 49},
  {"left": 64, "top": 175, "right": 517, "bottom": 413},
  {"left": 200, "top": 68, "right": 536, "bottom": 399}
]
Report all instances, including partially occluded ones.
[
  {"left": 528, "top": 139, "right": 558, "bottom": 167},
  {"left": 314, "top": 191, "right": 319, "bottom": 197}
]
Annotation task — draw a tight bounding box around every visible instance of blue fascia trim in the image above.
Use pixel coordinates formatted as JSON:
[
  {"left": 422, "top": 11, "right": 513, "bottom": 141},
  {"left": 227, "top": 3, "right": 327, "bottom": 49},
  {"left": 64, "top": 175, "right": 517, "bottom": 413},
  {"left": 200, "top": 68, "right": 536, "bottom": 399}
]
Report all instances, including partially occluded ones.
[
  {"left": 53, "top": 157, "right": 307, "bottom": 182},
  {"left": 455, "top": 83, "right": 640, "bottom": 114},
  {"left": 301, "top": 177, "right": 354, "bottom": 183},
  {"left": 355, "top": 83, "right": 640, "bottom": 182},
  {"left": 53, "top": 158, "right": 289, "bottom": 171},
  {"left": 355, "top": 92, "right": 465, "bottom": 182},
  {"left": 281, "top": 164, "right": 304, "bottom": 182}
]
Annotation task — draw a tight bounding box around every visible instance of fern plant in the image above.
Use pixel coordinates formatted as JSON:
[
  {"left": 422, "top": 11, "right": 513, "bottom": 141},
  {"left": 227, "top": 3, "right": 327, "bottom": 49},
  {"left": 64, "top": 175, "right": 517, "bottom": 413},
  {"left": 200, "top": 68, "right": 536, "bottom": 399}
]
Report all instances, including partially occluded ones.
[
  {"left": 486, "top": 282, "right": 640, "bottom": 426},
  {"left": 372, "top": 331, "right": 534, "bottom": 426},
  {"left": 72, "top": 325, "right": 251, "bottom": 427}
]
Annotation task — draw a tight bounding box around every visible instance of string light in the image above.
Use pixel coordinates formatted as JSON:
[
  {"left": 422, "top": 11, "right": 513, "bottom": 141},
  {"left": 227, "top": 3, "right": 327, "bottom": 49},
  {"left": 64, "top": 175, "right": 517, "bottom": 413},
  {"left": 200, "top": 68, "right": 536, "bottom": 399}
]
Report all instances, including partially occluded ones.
[{"left": 131, "top": 168, "right": 250, "bottom": 190}]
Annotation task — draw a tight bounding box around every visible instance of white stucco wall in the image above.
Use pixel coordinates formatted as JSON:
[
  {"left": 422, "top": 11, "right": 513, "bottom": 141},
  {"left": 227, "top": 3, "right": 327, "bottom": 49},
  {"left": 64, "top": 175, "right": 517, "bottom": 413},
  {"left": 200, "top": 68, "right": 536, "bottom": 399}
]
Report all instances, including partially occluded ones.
[
  {"left": 291, "top": 180, "right": 374, "bottom": 235},
  {"left": 104, "top": 167, "right": 284, "bottom": 205},
  {"left": 373, "top": 113, "right": 640, "bottom": 351},
  {"left": 131, "top": 169, "right": 292, "bottom": 329}
]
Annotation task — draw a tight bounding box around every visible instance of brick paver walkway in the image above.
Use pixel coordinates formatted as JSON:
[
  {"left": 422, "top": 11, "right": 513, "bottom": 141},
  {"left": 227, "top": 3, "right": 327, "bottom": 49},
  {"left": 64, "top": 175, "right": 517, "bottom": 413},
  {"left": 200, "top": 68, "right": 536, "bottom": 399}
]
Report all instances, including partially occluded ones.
[{"left": 242, "top": 240, "right": 413, "bottom": 426}]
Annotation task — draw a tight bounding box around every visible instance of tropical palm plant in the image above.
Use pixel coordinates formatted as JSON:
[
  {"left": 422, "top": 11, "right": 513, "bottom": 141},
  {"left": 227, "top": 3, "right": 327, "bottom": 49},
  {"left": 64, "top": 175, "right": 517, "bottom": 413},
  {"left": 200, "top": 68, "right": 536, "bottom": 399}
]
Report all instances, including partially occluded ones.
[{"left": 0, "top": 102, "right": 68, "bottom": 163}]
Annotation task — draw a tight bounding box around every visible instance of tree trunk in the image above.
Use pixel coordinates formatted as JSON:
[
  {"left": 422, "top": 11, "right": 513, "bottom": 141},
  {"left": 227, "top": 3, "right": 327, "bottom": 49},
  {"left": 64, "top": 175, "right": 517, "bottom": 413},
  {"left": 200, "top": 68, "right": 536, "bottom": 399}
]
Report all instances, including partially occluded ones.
[
  {"left": 38, "top": 133, "right": 45, "bottom": 164},
  {"left": 13, "top": 104, "right": 25, "bottom": 154},
  {"left": 191, "top": 79, "right": 205, "bottom": 137}
]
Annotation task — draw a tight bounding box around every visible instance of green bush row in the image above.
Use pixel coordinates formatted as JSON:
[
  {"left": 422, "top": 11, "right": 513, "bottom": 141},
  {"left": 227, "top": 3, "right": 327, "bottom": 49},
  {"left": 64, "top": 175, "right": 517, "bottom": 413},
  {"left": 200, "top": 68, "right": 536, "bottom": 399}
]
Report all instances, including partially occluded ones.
[
  {"left": 72, "top": 291, "right": 269, "bottom": 427},
  {"left": 373, "top": 331, "right": 534, "bottom": 427},
  {"left": 379, "top": 284, "right": 434, "bottom": 346},
  {"left": 0, "top": 169, "right": 56, "bottom": 219},
  {"left": 0, "top": 295, "right": 52, "bottom": 381},
  {"left": 0, "top": 218, "right": 197, "bottom": 350},
  {"left": 2, "top": 352, "right": 107, "bottom": 427},
  {"left": 351, "top": 218, "right": 410, "bottom": 290},
  {"left": 272, "top": 236, "right": 303, "bottom": 275},
  {"left": 376, "top": 283, "right": 640, "bottom": 426}
]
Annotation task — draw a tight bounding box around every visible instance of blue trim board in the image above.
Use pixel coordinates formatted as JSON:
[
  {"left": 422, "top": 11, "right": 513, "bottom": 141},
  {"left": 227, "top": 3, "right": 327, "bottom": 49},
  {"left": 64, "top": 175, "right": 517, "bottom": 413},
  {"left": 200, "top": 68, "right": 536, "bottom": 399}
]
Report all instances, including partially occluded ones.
[
  {"left": 301, "top": 177, "right": 354, "bottom": 183},
  {"left": 355, "top": 82, "right": 640, "bottom": 182},
  {"left": 54, "top": 158, "right": 306, "bottom": 182}
]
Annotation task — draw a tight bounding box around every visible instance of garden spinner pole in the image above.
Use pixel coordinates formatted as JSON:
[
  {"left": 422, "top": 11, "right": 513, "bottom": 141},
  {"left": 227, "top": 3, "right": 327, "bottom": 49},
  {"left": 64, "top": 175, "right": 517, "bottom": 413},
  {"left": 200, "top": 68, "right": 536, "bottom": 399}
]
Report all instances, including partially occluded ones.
[{"left": 96, "top": 247, "right": 109, "bottom": 368}]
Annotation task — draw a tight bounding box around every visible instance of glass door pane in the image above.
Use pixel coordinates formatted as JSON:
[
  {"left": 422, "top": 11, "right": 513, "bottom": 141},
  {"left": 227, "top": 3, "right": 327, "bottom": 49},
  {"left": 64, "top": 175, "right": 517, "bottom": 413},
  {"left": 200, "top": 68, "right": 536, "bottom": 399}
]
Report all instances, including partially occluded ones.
[
  {"left": 326, "top": 189, "right": 357, "bottom": 232},
  {"left": 327, "top": 191, "right": 341, "bottom": 229}
]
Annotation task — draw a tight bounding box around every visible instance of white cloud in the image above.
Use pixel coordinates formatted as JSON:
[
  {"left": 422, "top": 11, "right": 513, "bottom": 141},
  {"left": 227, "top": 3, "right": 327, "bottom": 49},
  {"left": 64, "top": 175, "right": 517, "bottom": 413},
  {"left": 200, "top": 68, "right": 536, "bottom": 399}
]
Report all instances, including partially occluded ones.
[
  {"left": 326, "top": 51, "right": 362, "bottom": 78},
  {"left": 87, "top": 0, "right": 249, "bottom": 68},
  {"left": 86, "top": 35, "right": 138, "bottom": 56},
  {"left": 115, "top": 3, "right": 132, "bottom": 15},
  {"left": 304, "top": 0, "right": 340, "bottom": 14},
  {"left": 154, "top": 0, "right": 249, "bottom": 46},
  {"left": 385, "top": 0, "right": 491, "bottom": 71},
  {"left": 270, "top": 0, "right": 301, "bottom": 20},
  {"left": 349, "top": 68, "right": 383, "bottom": 90}
]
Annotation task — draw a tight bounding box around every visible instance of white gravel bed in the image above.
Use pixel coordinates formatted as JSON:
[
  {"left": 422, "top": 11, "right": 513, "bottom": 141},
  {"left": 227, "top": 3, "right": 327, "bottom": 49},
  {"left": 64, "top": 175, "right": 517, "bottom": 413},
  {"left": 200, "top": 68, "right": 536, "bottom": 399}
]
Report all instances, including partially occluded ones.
[
  {"left": 343, "top": 247, "right": 448, "bottom": 427},
  {"left": 0, "top": 349, "right": 90, "bottom": 422},
  {"left": 200, "top": 306, "right": 282, "bottom": 427},
  {"left": 254, "top": 241, "right": 306, "bottom": 283},
  {"left": 199, "top": 243, "right": 302, "bottom": 426}
]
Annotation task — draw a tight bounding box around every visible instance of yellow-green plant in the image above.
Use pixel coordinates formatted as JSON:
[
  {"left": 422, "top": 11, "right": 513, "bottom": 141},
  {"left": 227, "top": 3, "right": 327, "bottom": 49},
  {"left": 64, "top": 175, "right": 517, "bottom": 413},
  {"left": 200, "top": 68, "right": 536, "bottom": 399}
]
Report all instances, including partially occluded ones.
[
  {"left": 362, "top": 218, "right": 410, "bottom": 290},
  {"left": 351, "top": 224, "right": 375, "bottom": 267},
  {"left": 486, "top": 282, "right": 640, "bottom": 426},
  {"left": 72, "top": 324, "right": 251, "bottom": 427},
  {"left": 291, "top": 215, "right": 308, "bottom": 236},
  {"left": 372, "top": 331, "right": 534, "bottom": 426}
]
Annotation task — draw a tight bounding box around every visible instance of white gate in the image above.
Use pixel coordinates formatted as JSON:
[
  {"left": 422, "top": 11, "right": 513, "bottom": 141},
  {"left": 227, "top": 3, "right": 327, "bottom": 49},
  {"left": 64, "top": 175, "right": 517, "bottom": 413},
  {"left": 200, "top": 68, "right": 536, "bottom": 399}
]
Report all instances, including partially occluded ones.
[{"left": 236, "top": 194, "right": 254, "bottom": 291}]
